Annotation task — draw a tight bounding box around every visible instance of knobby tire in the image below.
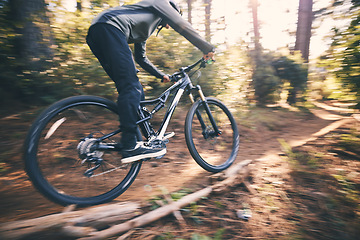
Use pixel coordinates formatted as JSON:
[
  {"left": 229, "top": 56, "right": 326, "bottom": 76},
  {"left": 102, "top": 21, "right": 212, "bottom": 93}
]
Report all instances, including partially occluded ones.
[
  {"left": 185, "top": 97, "right": 239, "bottom": 172},
  {"left": 24, "top": 95, "right": 141, "bottom": 206}
]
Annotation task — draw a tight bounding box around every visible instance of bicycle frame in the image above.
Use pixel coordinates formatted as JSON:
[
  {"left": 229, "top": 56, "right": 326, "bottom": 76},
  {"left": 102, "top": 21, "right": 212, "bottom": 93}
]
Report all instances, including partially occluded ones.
[
  {"left": 97, "top": 58, "right": 221, "bottom": 148},
  {"left": 137, "top": 73, "right": 192, "bottom": 141}
]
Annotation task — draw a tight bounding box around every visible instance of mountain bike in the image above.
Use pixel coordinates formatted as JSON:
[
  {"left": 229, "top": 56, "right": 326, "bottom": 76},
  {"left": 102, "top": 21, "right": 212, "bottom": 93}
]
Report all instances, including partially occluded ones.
[{"left": 24, "top": 58, "right": 240, "bottom": 206}]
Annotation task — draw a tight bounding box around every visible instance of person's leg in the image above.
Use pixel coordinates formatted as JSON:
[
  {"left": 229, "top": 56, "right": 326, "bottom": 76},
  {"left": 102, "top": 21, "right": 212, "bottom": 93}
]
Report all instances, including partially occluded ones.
[
  {"left": 86, "top": 24, "right": 141, "bottom": 149},
  {"left": 86, "top": 24, "right": 166, "bottom": 162}
]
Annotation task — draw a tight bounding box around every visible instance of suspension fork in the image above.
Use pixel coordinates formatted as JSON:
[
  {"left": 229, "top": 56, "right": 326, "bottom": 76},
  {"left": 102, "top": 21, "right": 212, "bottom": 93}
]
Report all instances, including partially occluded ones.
[{"left": 188, "top": 85, "right": 221, "bottom": 137}]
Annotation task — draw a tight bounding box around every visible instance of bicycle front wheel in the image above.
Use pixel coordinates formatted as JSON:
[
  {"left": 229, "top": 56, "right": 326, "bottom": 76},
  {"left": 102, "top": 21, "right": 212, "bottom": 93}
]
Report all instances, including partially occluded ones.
[
  {"left": 24, "top": 95, "right": 141, "bottom": 206},
  {"left": 185, "top": 97, "right": 239, "bottom": 173}
]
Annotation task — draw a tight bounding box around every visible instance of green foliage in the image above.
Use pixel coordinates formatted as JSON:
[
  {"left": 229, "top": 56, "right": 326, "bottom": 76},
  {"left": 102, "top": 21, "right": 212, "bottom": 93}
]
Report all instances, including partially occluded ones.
[
  {"left": 334, "top": 11, "right": 360, "bottom": 108},
  {"left": 154, "top": 229, "right": 225, "bottom": 240},
  {"left": 251, "top": 51, "right": 308, "bottom": 106},
  {"left": 191, "top": 229, "right": 225, "bottom": 240},
  {"left": 0, "top": 1, "right": 22, "bottom": 109},
  {"left": 154, "top": 232, "right": 177, "bottom": 240},
  {"left": 338, "top": 130, "right": 360, "bottom": 155},
  {"left": 272, "top": 55, "right": 308, "bottom": 104},
  {"left": 137, "top": 29, "right": 201, "bottom": 97},
  {"left": 0, "top": 0, "right": 122, "bottom": 113},
  {"left": 141, "top": 33, "right": 253, "bottom": 111},
  {"left": 278, "top": 139, "right": 320, "bottom": 169},
  {"left": 253, "top": 62, "right": 281, "bottom": 105},
  {"left": 48, "top": 4, "right": 117, "bottom": 98},
  {"left": 0, "top": 0, "right": 252, "bottom": 115},
  {"left": 1, "top": 0, "right": 358, "bottom": 115},
  {"left": 148, "top": 187, "right": 194, "bottom": 210},
  {"left": 317, "top": 1, "right": 360, "bottom": 107},
  {"left": 207, "top": 44, "right": 252, "bottom": 109}
]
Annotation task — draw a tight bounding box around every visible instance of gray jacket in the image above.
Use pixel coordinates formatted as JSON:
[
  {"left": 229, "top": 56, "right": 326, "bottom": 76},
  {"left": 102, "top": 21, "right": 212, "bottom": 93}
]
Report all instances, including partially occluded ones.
[{"left": 90, "top": 0, "right": 214, "bottom": 78}]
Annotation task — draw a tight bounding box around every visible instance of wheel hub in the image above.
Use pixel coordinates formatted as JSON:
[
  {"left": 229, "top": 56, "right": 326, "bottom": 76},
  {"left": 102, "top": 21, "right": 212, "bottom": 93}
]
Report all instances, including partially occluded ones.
[{"left": 77, "top": 138, "right": 104, "bottom": 160}]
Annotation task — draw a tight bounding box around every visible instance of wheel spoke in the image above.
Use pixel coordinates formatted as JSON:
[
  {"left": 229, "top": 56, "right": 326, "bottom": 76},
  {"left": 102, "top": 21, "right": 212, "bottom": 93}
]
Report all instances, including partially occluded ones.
[
  {"left": 185, "top": 98, "right": 239, "bottom": 172},
  {"left": 24, "top": 96, "right": 141, "bottom": 206}
]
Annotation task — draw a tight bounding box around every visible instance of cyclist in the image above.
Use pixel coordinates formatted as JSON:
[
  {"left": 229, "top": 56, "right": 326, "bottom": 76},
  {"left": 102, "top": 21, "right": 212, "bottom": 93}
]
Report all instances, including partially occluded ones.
[{"left": 86, "top": 0, "right": 215, "bottom": 163}]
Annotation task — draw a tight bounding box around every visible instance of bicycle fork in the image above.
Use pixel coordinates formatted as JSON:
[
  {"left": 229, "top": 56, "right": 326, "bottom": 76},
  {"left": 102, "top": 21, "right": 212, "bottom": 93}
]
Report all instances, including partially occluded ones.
[{"left": 188, "top": 85, "right": 221, "bottom": 139}]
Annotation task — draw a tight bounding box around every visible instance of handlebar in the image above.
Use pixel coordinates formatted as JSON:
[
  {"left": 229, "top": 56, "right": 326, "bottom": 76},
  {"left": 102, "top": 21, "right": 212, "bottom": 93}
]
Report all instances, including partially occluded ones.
[
  {"left": 169, "top": 57, "right": 215, "bottom": 82},
  {"left": 183, "top": 57, "right": 215, "bottom": 72}
]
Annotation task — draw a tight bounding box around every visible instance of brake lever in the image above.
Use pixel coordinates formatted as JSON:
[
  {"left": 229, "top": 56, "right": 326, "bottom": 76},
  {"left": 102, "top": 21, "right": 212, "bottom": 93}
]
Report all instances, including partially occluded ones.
[
  {"left": 170, "top": 74, "right": 179, "bottom": 82},
  {"left": 169, "top": 72, "right": 183, "bottom": 82}
]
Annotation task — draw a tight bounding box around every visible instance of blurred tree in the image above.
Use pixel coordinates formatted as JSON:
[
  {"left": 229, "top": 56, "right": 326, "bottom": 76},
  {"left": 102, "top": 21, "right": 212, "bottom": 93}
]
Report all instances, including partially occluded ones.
[
  {"left": 204, "top": 0, "right": 211, "bottom": 41},
  {"left": 252, "top": 59, "right": 281, "bottom": 106},
  {"left": 77, "top": 0, "right": 91, "bottom": 11},
  {"left": 250, "top": 0, "right": 260, "bottom": 54},
  {"left": 321, "top": 0, "right": 360, "bottom": 107},
  {"left": 249, "top": 0, "right": 277, "bottom": 106},
  {"left": 294, "top": 0, "right": 313, "bottom": 63},
  {"left": 77, "top": 0, "right": 83, "bottom": 11},
  {"left": 0, "top": 0, "right": 255, "bottom": 115},
  {"left": 272, "top": 56, "right": 308, "bottom": 104},
  {"left": 0, "top": 0, "right": 21, "bottom": 111},
  {"left": 187, "top": 0, "right": 193, "bottom": 24},
  {"left": 247, "top": 0, "right": 308, "bottom": 107},
  {"left": 9, "top": 0, "right": 54, "bottom": 71}
]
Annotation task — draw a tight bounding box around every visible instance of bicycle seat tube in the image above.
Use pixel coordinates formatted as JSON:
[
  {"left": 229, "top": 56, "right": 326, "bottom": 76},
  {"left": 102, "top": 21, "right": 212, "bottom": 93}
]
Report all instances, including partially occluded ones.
[{"left": 157, "top": 75, "right": 191, "bottom": 139}]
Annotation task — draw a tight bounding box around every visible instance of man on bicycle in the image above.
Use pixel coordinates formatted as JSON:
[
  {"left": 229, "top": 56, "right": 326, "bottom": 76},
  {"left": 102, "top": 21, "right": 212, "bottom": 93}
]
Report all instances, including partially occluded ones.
[{"left": 86, "top": 0, "right": 215, "bottom": 163}]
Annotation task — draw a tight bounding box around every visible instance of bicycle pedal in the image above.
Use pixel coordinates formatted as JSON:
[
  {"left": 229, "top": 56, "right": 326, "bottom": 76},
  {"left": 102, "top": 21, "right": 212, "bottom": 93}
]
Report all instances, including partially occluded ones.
[
  {"left": 155, "top": 154, "right": 165, "bottom": 159},
  {"left": 164, "top": 132, "right": 175, "bottom": 139}
]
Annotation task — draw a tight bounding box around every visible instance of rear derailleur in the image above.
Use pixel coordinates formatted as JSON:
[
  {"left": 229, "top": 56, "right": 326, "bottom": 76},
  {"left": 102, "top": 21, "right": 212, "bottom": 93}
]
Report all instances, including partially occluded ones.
[{"left": 77, "top": 137, "right": 104, "bottom": 177}]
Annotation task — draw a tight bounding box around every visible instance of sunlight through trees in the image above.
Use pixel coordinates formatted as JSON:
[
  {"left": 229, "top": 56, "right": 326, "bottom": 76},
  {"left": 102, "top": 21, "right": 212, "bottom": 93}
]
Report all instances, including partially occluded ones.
[{"left": 0, "top": 0, "right": 359, "bottom": 115}]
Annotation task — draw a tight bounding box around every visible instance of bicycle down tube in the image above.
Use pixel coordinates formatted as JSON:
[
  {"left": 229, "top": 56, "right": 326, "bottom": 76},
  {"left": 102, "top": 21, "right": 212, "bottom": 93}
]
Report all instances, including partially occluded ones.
[{"left": 137, "top": 73, "right": 191, "bottom": 140}]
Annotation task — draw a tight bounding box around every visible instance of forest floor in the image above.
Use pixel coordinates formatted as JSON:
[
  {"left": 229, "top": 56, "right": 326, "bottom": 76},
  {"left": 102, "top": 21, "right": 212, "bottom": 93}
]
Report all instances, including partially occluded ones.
[{"left": 0, "top": 100, "right": 359, "bottom": 239}]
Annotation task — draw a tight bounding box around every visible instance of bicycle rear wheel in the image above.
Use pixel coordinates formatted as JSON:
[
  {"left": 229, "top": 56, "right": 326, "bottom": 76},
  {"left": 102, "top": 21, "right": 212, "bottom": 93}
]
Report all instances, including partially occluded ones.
[
  {"left": 24, "top": 95, "right": 141, "bottom": 206},
  {"left": 185, "top": 97, "right": 239, "bottom": 172}
]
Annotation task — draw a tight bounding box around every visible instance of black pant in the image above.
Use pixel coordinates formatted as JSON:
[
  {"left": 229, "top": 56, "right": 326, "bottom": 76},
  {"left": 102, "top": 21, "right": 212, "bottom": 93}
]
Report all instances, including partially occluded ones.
[{"left": 86, "top": 23, "right": 144, "bottom": 149}]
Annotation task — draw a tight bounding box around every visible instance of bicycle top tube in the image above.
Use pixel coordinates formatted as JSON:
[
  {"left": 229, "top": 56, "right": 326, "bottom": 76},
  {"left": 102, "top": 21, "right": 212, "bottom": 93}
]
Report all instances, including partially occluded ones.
[
  {"left": 140, "top": 78, "right": 184, "bottom": 106},
  {"left": 170, "top": 57, "right": 211, "bottom": 81},
  {"left": 140, "top": 57, "right": 210, "bottom": 106}
]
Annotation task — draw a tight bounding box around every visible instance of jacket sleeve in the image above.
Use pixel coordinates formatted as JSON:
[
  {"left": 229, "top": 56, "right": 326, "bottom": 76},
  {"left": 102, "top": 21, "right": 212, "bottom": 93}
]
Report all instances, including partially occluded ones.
[
  {"left": 151, "top": 0, "right": 215, "bottom": 54},
  {"left": 134, "top": 41, "right": 165, "bottom": 79}
]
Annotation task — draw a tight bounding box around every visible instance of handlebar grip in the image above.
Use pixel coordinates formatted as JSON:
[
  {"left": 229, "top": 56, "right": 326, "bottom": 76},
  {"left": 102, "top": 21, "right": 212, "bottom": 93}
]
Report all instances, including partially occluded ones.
[{"left": 206, "top": 59, "right": 216, "bottom": 64}]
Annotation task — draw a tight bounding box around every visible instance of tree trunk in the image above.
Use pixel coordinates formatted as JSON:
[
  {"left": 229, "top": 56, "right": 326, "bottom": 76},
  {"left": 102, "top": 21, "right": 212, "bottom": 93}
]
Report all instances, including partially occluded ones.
[
  {"left": 187, "top": 0, "right": 193, "bottom": 24},
  {"left": 204, "top": 0, "right": 211, "bottom": 41},
  {"left": 250, "top": 0, "right": 261, "bottom": 53},
  {"left": 249, "top": 0, "right": 265, "bottom": 106},
  {"left": 295, "top": 0, "right": 313, "bottom": 62},
  {"left": 9, "top": 0, "right": 54, "bottom": 71},
  {"left": 77, "top": 1, "right": 83, "bottom": 11},
  {"left": 77, "top": 0, "right": 91, "bottom": 12}
]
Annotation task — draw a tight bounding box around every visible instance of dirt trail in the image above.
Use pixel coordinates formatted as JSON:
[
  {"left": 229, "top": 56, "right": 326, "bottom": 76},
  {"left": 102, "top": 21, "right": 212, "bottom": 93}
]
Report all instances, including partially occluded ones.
[{"left": 0, "top": 102, "right": 354, "bottom": 225}]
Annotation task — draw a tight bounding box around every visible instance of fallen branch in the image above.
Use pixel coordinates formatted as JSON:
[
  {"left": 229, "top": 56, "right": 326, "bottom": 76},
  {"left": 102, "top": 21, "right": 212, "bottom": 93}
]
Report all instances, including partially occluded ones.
[
  {"left": 212, "top": 160, "right": 252, "bottom": 193},
  {"left": 0, "top": 202, "right": 141, "bottom": 240},
  {"left": 0, "top": 160, "right": 252, "bottom": 240},
  {"left": 162, "top": 193, "right": 187, "bottom": 228},
  {"left": 79, "top": 187, "right": 214, "bottom": 240},
  {"left": 79, "top": 160, "right": 252, "bottom": 240}
]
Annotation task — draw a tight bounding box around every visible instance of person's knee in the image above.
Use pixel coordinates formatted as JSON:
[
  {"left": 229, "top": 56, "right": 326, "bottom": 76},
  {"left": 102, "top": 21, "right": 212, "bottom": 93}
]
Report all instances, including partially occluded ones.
[{"left": 117, "top": 80, "right": 142, "bottom": 98}]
